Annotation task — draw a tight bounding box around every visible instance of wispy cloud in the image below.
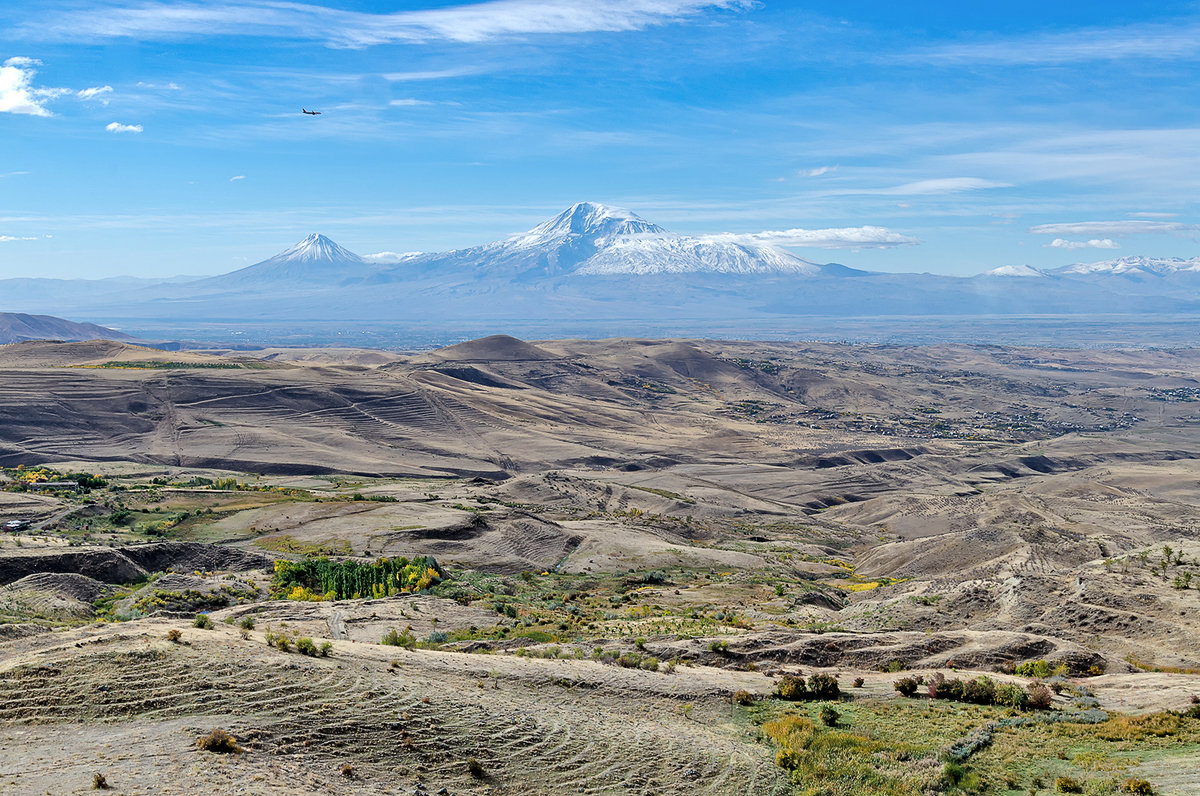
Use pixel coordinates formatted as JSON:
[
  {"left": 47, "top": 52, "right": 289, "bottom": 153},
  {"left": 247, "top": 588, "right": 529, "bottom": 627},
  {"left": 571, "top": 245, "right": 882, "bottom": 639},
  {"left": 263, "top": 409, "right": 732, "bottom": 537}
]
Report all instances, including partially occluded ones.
[
  {"left": 20, "top": 1, "right": 754, "bottom": 48},
  {"left": 1030, "top": 220, "right": 1200, "bottom": 236},
  {"left": 0, "top": 171, "right": 30, "bottom": 178},
  {"left": 869, "top": 177, "right": 1010, "bottom": 196},
  {"left": 389, "top": 98, "right": 432, "bottom": 107},
  {"left": 1128, "top": 211, "right": 1179, "bottom": 219},
  {"left": 1044, "top": 238, "right": 1120, "bottom": 250},
  {"left": 229, "top": 174, "right": 245, "bottom": 181},
  {"left": 700, "top": 226, "right": 921, "bottom": 250},
  {"left": 77, "top": 85, "right": 113, "bottom": 102},
  {"left": 382, "top": 67, "right": 484, "bottom": 82},
  {"left": 913, "top": 21, "right": 1200, "bottom": 65},
  {"left": 0, "top": 56, "right": 71, "bottom": 116},
  {"left": 799, "top": 165, "right": 836, "bottom": 177},
  {"left": 0, "top": 235, "right": 38, "bottom": 242},
  {"left": 105, "top": 121, "right": 143, "bottom": 133}
]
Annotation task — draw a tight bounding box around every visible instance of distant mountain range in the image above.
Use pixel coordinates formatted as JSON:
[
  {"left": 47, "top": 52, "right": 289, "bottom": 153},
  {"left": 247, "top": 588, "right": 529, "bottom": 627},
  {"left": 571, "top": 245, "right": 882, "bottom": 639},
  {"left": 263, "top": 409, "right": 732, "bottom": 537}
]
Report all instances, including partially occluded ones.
[{"left": 2, "top": 202, "right": 1199, "bottom": 341}]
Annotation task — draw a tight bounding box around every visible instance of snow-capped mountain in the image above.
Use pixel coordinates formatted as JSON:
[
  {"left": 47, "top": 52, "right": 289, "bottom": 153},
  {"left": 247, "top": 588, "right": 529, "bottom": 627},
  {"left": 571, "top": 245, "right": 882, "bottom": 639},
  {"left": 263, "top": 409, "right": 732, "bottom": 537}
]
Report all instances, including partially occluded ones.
[
  {"left": 1053, "top": 256, "right": 1200, "bottom": 276},
  {"left": 193, "top": 233, "right": 375, "bottom": 288},
  {"left": 518, "top": 202, "right": 667, "bottom": 242},
  {"left": 372, "top": 202, "right": 824, "bottom": 281}
]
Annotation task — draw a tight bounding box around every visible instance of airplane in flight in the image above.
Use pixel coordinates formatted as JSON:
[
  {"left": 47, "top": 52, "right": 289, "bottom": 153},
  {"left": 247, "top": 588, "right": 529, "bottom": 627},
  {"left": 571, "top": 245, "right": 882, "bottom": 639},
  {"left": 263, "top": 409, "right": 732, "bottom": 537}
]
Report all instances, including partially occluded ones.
[{"left": 301, "top": 108, "right": 321, "bottom": 115}]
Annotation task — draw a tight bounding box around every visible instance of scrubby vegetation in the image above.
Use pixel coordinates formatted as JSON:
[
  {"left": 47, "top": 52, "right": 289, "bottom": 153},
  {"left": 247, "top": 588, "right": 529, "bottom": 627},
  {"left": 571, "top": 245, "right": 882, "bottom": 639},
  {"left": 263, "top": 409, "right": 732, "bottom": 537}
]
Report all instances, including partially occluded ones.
[
  {"left": 776, "top": 673, "right": 840, "bottom": 702},
  {"left": 196, "top": 728, "right": 242, "bottom": 754},
  {"left": 893, "top": 673, "right": 1055, "bottom": 711}
]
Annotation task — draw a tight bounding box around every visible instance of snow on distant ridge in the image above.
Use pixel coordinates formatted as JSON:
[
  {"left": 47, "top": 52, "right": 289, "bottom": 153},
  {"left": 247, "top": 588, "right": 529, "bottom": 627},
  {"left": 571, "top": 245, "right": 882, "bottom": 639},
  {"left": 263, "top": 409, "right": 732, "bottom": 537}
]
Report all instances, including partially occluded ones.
[
  {"left": 983, "top": 264, "right": 1046, "bottom": 277},
  {"left": 362, "top": 251, "right": 423, "bottom": 264},
  {"left": 1055, "top": 255, "right": 1200, "bottom": 275},
  {"left": 575, "top": 235, "right": 820, "bottom": 275}
]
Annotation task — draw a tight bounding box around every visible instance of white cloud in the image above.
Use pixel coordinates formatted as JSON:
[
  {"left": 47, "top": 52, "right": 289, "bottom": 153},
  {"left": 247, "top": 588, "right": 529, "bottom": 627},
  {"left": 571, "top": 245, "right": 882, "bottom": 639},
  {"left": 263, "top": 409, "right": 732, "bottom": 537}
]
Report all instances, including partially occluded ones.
[
  {"left": 0, "top": 171, "right": 30, "bottom": 178},
  {"left": 105, "top": 121, "right": 143, "bottom": 133},
  {"left": 23, "top": 1, "right": 753, "bottom": 48},
  {"left": 0, "top": 235, "right": 37, "bottom": 242},
  {"left": 799, "top": 165, "right": 836, "bottom": 177},
  {"left": 0, "top": 56, "right": 71, "bottom": 116},
  {"left": 229, "top": 174, "right": 245, "bottom": 181},
  {"left": 699, "top": 226, "right": 921, "bottom": 250},
  {"left": 389, "top": 98, "right": 431, "bottom": 106},
  {"left": 1045, "top": 238, "right": 1120, "bottom": 250},
  {"left": 362, "top": 251, "right": 423, "bottom": 263},
  {"left": 137, "top": 80, "right": 182, "bottom": 90},
  {"left": 77, "top": 85, "right": 113, "bottom": 102},
  {"left": 1128, "top": 211, "right": 1179, "bottom": 219},
  {"left": 1030, "top": 220, "right": 1200, "bottom": 236}
]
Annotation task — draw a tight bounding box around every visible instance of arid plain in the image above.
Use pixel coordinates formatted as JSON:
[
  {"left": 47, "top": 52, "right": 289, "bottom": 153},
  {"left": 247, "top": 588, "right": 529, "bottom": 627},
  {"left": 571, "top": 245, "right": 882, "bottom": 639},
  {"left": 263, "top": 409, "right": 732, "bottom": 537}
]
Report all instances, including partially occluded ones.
[{"left": 0, "top": 335, "right": 1198, "bottom": 795}]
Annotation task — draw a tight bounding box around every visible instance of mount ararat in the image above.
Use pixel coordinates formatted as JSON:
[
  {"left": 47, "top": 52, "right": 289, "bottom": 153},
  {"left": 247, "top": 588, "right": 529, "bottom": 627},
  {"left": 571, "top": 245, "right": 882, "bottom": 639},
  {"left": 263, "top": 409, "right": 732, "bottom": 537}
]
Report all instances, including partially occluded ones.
[{"left": 4, "top": 202, "right": 1200, "bottom": 342}]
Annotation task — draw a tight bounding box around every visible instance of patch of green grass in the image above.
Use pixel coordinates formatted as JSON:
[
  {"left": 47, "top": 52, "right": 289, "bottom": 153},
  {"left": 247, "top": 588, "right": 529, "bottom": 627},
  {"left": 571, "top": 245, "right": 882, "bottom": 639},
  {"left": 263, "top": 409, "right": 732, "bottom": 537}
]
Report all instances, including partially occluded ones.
[
  {"left": 87, "top": 361, "right": 250, "bottom": 370},
  {"left": 626, "top": 485, "right": 696, "bottom": 504},
  {"left": 254, "top": 535, "right": 353, "bottom": 557}
]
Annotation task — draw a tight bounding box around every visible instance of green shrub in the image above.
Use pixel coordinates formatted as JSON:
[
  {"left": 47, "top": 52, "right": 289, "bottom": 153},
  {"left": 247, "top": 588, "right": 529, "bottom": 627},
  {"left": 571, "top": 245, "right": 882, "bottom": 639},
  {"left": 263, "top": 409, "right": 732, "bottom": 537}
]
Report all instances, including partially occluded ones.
[
  {"left": 962, "top": 676, "right": 996, "bottom": 705},
  {"left": 1123, "top": 779, "right": 1154, "bottom": 795},
  {"left": 467, "top": 757, "right": 486, "bottom": 779},
  {"left": 295, "top": 637, "right": 318, "bottom": 656},
  {"left": 819, "top": 706, "right": 840, "bottom": 726},
  {"left": 1055, "top": 775, "right": 1083, "bottom": 793},
  {"left": 319, "top": 641, "right": 334, "bottom": 657},
  {"left": 381, "top": 627, "right": 416, "bottom": 648},
  {"left": 807, "top": 674, "right": 840, "bottom": 701},
  {"left": 994, "top": 683, "right": 1029, "bottom": 710},
  {"left": 734, "top": 690, "right": 754, "bottom": 705},
  {"left": 776, "top": 674, "right": 808, "bottom": 701},
  {"left": 192, "top": 613, "right": 212, "bottom": 629},
  {"left": 238, "top": 616, "right": 255, "bottom": 631},
  {"left": 166, "top": 628, "right": 182, "bottom": 643},
  {"left": 1016, "top": 659, "right": 1052, "bottom": 678},
  {"left": 709, "top": 640, "right": 729, "bottom": 653},
  {"left": 893, "top": 676, "right": 921, "bottom": 697}
]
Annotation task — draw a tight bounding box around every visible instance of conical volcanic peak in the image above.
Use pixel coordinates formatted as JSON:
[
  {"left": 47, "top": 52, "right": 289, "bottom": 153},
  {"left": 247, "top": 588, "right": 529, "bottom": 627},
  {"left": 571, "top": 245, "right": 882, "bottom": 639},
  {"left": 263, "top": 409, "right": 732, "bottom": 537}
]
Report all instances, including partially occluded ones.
[
  {"left": 274, "top": 233, "right": 365, "bottom": 265},
  {"left": 528, "top": 202, "right": 667, "bottom": 239},
  {"left": 190, "top": 233, "right": 374, "bottom": 289}
]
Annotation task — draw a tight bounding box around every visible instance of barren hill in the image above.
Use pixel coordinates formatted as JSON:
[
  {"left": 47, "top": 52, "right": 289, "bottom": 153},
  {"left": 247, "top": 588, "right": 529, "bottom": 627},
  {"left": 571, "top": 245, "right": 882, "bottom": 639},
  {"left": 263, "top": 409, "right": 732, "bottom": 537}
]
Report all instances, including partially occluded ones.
[{"left": 0, "top": 312, "right": 136, "bottom": 345}]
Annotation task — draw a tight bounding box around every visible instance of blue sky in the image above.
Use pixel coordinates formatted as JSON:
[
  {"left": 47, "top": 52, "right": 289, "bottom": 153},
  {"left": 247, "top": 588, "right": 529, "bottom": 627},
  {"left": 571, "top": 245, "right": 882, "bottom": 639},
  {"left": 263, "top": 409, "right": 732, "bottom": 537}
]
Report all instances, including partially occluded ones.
[{"left": 2, "top": 0, "right": 1200, "bottom": 278}]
